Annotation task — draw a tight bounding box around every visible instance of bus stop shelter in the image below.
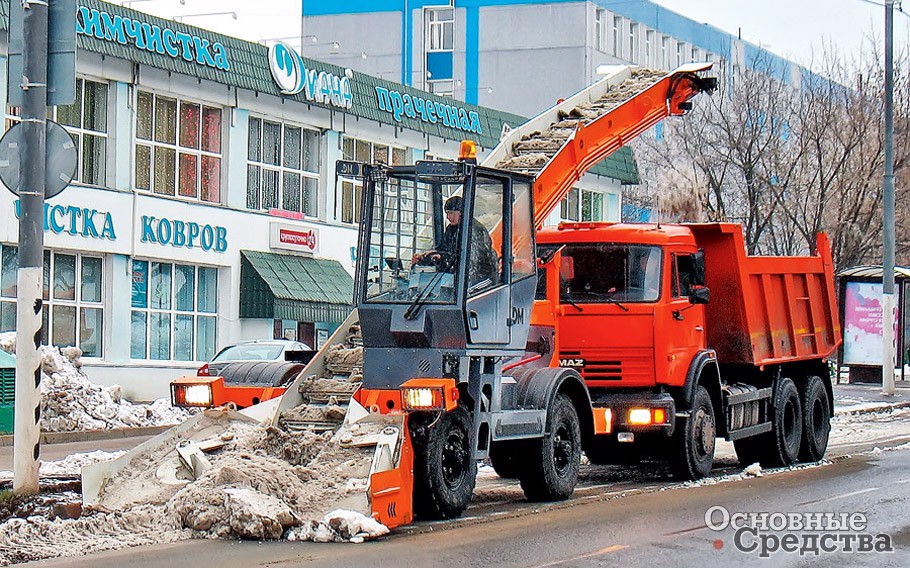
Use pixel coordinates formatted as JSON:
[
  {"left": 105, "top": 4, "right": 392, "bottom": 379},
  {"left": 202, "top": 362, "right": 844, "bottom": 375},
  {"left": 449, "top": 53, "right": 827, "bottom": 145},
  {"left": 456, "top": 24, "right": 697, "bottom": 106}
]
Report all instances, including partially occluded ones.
[{"left": 837, "top": 265, "right": 910, "bottom": 383}]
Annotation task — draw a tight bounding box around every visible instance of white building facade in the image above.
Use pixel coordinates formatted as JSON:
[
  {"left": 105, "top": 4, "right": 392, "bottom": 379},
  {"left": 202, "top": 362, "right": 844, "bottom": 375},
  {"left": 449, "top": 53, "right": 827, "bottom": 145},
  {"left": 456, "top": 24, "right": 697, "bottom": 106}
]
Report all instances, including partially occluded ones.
[{"left": 0, "top": 0, "right": 636, "bottom": 399}]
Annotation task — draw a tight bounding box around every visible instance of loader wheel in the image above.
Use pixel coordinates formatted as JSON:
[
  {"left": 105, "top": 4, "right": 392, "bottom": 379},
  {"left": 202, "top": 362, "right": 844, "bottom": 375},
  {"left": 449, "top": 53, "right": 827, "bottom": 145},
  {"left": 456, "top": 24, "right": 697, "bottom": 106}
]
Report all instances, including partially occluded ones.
[
  {"left": 489, "top": 441, "right": 526, "bottom": 479},
  {"left": 671, "top": 385, "right": 716, "bottom": 480},
  {"left": 519, "top": 394, "right": 581, "bottom": 502},
  {"left": 765, "top": 377, "right": 803, "bottom": 467},
  {"left": 798, "top": 375, "right": 831, "bottom": 462},
  {"left": 411, "top": 406, "right": 477, "bottom": 520}
]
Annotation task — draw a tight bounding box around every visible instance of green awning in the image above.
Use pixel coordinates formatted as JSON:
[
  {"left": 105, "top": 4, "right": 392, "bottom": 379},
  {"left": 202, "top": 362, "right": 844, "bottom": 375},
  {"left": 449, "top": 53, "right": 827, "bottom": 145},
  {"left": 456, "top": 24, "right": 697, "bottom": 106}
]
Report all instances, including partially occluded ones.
[{"left": 240, "top": 250, "right": 354, "bottom": 324}]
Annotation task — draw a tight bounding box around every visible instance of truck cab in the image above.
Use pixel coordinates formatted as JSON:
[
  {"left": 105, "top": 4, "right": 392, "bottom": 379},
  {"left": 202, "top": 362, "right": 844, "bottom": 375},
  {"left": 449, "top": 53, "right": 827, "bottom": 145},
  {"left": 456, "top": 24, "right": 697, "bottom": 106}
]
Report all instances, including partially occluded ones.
[{"left": 537, "top": 223, "right": 711, "bottom": 439}]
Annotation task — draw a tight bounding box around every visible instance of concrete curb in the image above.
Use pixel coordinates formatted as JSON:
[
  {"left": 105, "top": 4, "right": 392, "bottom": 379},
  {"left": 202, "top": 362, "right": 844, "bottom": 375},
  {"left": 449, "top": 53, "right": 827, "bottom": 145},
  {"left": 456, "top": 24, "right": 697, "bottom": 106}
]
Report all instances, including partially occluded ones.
[
  {"left": 834, "top": 401, "right": 910, "bottom": 417},
  {"left": 0, "top": 425, "right": 173, "bottom": 447}
]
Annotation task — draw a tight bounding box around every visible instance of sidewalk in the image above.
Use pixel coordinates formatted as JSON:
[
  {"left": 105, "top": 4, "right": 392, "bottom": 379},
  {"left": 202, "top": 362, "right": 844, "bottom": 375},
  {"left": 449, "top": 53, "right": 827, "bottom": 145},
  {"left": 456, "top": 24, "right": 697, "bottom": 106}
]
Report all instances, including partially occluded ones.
[{"left": 833, "top": 380, "right": 910, "bottom": 415}]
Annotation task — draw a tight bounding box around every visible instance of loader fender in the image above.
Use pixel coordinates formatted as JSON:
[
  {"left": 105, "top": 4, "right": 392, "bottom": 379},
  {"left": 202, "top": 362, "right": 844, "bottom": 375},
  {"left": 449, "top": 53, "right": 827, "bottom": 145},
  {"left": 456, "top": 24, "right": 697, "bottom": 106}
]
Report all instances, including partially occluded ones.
[
  {"left": 673, "top": 350, "right": 720, "bottom": 412},
  {"left": 514, "top": 367, "right": 593, "bottom": 437}
]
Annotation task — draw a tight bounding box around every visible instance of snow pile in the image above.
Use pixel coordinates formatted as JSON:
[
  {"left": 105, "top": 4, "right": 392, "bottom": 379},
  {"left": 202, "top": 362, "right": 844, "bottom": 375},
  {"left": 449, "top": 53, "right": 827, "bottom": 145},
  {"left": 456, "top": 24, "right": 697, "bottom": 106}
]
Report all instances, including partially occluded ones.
[
  {"left": 742, "top": 463, "right": 763, "bottom": 478},
  {"left": 0, "top": 450, "right": 127, "bottom": 480},
  {"left": 286, "top": 509, "right": 389, "bottom": 543},
  {"left": 0, "top": 332, "right": 194, "bottom": 432}
]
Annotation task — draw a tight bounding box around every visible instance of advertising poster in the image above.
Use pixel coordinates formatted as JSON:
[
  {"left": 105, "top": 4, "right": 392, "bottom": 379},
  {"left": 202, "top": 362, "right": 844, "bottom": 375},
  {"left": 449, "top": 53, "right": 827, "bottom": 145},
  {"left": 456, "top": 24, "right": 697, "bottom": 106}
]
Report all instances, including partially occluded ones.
[{"left": 843, "top": 281, "right": 899, "bottom": 365}]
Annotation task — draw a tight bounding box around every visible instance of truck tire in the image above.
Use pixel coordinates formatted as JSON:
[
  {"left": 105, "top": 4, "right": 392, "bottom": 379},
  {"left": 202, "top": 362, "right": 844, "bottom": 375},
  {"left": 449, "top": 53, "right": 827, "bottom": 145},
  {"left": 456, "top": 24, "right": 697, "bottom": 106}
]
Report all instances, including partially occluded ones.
[
  {"left": 798, "top": 375, "right": 831, "bottom": 462},
  {"left": 765, "top": 377, "right": 803, "bottom": 467},
  {"left": 519, "top": 394, "right": 581, "bottom": 501},
  {"left": 411, "top": 406, "right": 477, "bottom": 520},
  {"left": 489, "top": 441, "right": 526, "bottom": 479},
  {"left": 671, "top": 385, "right": 715, "bottom": 480}
]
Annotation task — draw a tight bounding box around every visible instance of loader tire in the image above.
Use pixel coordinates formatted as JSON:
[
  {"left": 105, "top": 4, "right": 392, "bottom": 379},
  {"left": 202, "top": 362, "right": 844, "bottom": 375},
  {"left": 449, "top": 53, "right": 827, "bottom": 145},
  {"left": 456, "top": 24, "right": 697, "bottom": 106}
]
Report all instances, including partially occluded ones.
[
  {"left": 798, "top": 375, "right": 831, "bottom": 463},
  {"left": 765, "top": 377, "right": 803, "bottom": 467},
  {"left": 489, "top": 441, "right": 527, "bottom": 479},
  {"left": 670, "top": 385, "right": 716, "bottom": 480},
  {"left": 519, "top": 394, "right": 581, "bottom": 502},
  {"left": 411, "top": 406, "right": 477, "bottom": 520}
]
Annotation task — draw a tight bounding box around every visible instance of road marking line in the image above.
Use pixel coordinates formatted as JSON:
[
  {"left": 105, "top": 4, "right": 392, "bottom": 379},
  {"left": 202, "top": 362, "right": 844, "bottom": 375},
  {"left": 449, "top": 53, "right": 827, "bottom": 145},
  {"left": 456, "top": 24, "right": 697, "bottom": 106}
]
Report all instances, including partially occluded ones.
[
  {"left": 525, "top": 545, "right": 628, "bottom": 568},
  {"left": 797, "top": 487, "right": 879, "bottom": 506}
]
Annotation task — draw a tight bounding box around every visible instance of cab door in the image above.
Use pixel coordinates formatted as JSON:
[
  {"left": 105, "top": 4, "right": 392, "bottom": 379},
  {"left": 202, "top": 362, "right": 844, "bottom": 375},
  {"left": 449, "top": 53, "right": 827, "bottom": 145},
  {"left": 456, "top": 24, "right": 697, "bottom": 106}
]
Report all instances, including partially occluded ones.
[{"left": 661, "top": 251, "right": 708, "bottom": 386}]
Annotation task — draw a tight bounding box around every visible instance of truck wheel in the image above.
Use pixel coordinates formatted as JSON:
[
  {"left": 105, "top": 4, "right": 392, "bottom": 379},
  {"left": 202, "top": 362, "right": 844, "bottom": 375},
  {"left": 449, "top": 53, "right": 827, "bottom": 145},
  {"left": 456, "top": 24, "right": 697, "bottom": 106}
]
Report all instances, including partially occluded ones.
[
  {"left": 519, "top": 394, "right": 581, "bottom": 501},
  {"left": 798, "top": 375, "right": 831, "bottom": 462},
  {"left": 765, "top": 377, "right": 803, "bottom": 467},
  {"left": 489, "top": 441, "right": 526, "bottom": 479},
  {"left": 671, "top": 385, "right": 715, "bottom": 480},
  {"left": 411, "top": 406, "right": 477, "bottom": 520}
]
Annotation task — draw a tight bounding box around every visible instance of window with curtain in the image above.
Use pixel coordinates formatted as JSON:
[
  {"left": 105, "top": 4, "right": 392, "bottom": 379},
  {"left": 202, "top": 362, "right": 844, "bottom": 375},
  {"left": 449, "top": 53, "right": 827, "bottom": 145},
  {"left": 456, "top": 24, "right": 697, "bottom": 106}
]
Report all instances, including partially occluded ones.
[
  {"left": 246, "top": 117, "right": 321, "bottom": 217},
  {"left": 0, "top": 245, "right": 104, "bottom": 357},
  {"left": 130, "top": 260, "right": 217, "bottom": 361},
  {"left": 135, "top": 91, "right": 222, "bottom": 203}
]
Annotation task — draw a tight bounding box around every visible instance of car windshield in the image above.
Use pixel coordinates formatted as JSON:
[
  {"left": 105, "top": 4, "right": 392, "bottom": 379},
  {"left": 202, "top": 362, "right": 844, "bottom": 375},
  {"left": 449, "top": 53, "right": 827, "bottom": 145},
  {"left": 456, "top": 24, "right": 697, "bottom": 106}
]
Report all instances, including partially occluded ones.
[{"left": 212, "top": 344, "right": 285, "bottom": 362}]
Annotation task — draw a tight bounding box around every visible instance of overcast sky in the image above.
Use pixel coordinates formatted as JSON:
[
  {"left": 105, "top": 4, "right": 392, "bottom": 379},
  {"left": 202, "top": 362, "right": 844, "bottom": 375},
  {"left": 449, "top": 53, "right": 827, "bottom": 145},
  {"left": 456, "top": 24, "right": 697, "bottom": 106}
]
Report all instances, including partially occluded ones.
[{"left": 134, "top": 0, "right": 910, "bottom": 69}]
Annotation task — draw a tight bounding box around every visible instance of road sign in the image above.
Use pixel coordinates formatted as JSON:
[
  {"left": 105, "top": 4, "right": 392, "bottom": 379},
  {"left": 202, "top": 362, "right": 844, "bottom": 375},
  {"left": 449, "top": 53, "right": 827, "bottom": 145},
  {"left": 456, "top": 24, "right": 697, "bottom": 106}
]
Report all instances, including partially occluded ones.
[
  {"left": 0, "top": 120, "right": 77, "bottom": 198},
  {"left": 7, "top": 0, "right": 77, "bottom": 106}
]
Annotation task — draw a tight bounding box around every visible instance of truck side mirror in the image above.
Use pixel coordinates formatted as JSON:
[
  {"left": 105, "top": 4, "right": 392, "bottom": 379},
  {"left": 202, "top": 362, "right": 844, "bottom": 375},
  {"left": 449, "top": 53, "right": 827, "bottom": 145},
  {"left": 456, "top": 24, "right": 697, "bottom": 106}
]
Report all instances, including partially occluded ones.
[
  {"left": 689, "top": 285, "right": 710, "bottom": 304},
  {"left": 692, "top": 250, "right": 706, "bottom": 286}
]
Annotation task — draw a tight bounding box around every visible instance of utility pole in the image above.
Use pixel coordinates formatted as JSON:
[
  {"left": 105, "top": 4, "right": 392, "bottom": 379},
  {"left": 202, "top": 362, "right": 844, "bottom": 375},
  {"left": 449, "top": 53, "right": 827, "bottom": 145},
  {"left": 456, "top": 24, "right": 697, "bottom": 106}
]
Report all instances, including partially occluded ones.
[
  {"left": 882, "top": 0, "right": 896, "bottom": 396},
  {"left": 13, "top": 0, "right": 49, "bottom": 495}
]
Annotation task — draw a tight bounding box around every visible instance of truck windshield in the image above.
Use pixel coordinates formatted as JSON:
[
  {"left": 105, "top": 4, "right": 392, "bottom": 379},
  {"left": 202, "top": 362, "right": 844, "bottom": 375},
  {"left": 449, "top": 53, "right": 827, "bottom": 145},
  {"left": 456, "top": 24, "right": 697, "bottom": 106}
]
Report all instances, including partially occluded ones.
[{"left": 561, "top": 244, "right": 662, "bottom": 303}]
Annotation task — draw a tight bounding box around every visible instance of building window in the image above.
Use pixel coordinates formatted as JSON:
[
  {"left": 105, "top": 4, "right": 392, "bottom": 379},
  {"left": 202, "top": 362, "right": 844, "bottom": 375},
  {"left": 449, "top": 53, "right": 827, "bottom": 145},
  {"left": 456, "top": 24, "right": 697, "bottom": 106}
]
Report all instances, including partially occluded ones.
[
  {"left": 677, "top": 42, "right": 686, "bottom": 67},
  {"left": 0, "top": 245, "right": 104, "bottom": 357},
  {"left": 427, "top": 8, "right": 454, "bottom": 51},
  {"left": 428, "top": 80, "right": 455, "bottom": 97},
  {"left": 629, "top": 24, "right": 639, "bottom": 64},
  {"left": 130, "top": 260, "right": 217, "bottom": 362},
  {"left": 135, "top": 91, "right": 222, "bottom": 203},
  {"left": 612, "top": 16, "right": 622, "bottom": 56},
  {"left": 581, "top": 190, "right": 605, "bottom": 222},
  {"left": 661, "top": 36, "right": 670, "bottom": 69},
  {"left": 645, "top": 30, "right": 654, "bottom": 66},
  {"left": 339, "top": 137, "right": 408, "bottom": 224},
  {"left": 595, "top": 8, "right": 606, "bottom": 52},
  {"left": 6, "top": 79, "right": 108, "bottom": 186},
  {"left": 560, "top": 189, "right": 605, "bottom": 222},
  {"left": 692, "top": 47, "right": 702, "bottom": 63},
  {"left": 247, "top": 118, "right": 320, "bottom": 217},
  {"left": 560, "top": 188, "right": 580, "bottom": 221}
]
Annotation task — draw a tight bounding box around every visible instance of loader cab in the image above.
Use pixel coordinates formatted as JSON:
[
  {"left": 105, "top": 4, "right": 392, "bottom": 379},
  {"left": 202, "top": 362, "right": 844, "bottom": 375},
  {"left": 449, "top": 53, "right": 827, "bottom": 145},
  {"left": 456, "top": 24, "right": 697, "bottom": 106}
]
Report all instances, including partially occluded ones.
[{"left": 338, "top": 156, "right": 537, "bottom": 389}]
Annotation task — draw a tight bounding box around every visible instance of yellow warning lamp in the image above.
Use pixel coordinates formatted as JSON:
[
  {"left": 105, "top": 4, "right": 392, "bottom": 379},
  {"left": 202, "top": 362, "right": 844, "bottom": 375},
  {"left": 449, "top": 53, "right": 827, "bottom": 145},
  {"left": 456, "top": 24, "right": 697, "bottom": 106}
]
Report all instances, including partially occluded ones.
[{"left": 458, "top": 140, "right": 477, "bottom": 163}]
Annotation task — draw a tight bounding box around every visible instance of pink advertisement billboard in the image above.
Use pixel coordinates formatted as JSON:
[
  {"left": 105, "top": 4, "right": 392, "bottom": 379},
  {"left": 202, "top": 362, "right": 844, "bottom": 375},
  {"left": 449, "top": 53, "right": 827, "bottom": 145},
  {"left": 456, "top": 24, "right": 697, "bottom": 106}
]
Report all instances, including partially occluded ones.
[{"left": 843, "top": 281, "right": 898, "bottom": 365}]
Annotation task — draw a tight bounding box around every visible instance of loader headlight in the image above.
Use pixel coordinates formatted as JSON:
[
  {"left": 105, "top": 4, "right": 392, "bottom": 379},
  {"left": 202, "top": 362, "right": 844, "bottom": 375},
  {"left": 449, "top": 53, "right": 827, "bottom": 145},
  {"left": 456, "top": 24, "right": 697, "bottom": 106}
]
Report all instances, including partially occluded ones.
[
  {"left": 172, "top": 383, "right": 214, "bottom": 407},
  {"left": 403, "top": 387, "right": 444, "bottom": 410},
  {"left": 400, "top": 378, "right": 459, "bottom": 411}
]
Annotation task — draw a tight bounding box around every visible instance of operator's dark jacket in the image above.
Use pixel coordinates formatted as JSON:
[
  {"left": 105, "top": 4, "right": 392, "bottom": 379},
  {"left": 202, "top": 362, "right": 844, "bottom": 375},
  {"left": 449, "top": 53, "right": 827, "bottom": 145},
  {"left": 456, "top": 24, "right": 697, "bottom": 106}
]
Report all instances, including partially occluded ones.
[{"left": 437, "top": 218, "right": 499, "bottom": 287}]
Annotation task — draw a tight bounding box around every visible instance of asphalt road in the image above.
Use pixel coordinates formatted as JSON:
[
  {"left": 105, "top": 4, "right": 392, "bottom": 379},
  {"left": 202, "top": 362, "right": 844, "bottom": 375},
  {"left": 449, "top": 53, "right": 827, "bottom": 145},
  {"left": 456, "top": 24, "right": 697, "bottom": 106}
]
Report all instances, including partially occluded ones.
[{"left": 22, "top": 442, "right": 910, "bottom": 568}]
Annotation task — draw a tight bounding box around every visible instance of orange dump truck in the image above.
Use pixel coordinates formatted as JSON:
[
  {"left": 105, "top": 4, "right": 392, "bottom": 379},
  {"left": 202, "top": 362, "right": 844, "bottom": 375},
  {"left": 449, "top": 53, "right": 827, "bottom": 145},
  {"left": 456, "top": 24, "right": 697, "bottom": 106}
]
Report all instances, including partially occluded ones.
[{"left": 531, "top": 221, "right": 841, "bottom": 478}]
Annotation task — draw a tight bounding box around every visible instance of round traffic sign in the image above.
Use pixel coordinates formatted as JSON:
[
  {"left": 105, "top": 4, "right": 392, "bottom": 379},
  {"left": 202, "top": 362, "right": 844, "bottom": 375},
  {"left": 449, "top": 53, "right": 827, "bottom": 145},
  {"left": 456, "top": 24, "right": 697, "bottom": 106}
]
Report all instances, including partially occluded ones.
[{"left": 0, "top": 119, "right": 78, "bottom": 198}]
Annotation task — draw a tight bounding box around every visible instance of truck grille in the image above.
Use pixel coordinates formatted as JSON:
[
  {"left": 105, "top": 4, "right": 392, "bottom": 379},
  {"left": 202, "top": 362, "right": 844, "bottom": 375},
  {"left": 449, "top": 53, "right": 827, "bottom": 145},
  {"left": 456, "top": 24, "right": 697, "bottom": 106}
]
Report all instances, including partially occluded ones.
[{"left": 560, "top": 349, "right": 654, "bottom": 385}]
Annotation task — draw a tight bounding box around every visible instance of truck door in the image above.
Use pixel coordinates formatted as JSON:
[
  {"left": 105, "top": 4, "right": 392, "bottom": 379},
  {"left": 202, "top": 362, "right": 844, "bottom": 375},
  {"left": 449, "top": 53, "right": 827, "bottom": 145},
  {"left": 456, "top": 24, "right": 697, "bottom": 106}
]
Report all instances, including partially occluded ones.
[
  {"left": 663, "top": 252, "right": 707, "bottom": 385},
  {"left": 464, "top": 174, "right": 511, "bottom": 344}
]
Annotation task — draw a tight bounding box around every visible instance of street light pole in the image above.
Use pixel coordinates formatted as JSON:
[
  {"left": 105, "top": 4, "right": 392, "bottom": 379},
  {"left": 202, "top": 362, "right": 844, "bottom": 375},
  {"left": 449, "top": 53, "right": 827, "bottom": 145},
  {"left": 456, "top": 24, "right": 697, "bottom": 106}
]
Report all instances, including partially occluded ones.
[
  {"left": 14, "top": 0, "right": 49, "bottom": 494},
  {"left": 883, "top": 0, "right": 896, "bottom": 396}
]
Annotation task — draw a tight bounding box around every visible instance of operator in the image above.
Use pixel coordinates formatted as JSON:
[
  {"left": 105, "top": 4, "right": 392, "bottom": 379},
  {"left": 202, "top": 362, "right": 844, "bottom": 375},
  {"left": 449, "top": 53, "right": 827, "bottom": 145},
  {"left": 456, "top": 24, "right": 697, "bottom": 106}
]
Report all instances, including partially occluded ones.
[{"left": 412, "top": 196, "right": 499, "bottom": 288}]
